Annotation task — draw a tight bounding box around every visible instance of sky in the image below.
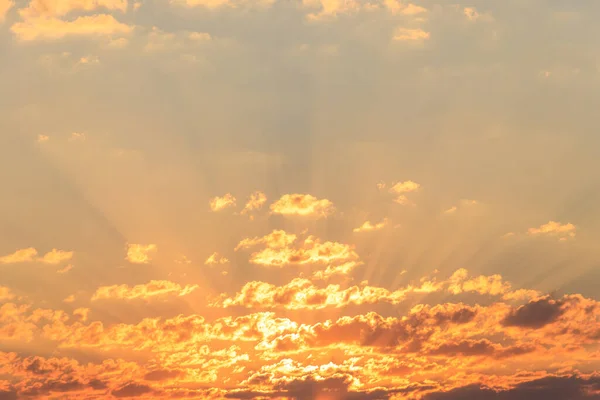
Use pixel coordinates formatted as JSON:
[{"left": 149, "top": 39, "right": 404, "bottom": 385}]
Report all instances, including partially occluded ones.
[{"left": 1, "top": 0, "right": 600, "bottom": 398}]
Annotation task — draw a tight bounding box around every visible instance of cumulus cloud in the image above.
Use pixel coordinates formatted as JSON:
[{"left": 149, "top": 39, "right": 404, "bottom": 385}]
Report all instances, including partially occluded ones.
[
  {"left": 11, "top": 14, "right": 133, "bottom": 41},
  {"left": 380, "top": 180, "right": 421, "bottom": 204},
  {"left": 245, "top": 235, "right": 358, "bottom": 267},
  {"left": 0, "top": 248, "right": 73, "bottom": 265},
  {"left": 18, "top": 0, "right": 127, "bottom": 19},
  {"left": 125, "top": 243, "right": 157, "bottom": 264},
  {"left": 0, "top": 287, "right": 15, "bottom": 301},
  {"left": 269, "top": 194, "right": 335, "bottom": 217},
  {"left": 528, "top": 221, "right": 576, "bottom": 240},
  {"left": 0, "top": 248, "right": 38, "bottom": 264},
  {"left": 353, "top": 218, "right": 389, "bottom": 232},
  {"left": 91, "top": 280, "right": 198, "bottom": 300},
  {"left": 209, "top": 193, "right": 236, "bottom": 211}
]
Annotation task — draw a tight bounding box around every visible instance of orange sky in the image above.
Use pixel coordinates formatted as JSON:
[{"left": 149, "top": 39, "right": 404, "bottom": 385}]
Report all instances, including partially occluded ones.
[{"left": 1, "top": 0, "right": 600, "bottom": 399}]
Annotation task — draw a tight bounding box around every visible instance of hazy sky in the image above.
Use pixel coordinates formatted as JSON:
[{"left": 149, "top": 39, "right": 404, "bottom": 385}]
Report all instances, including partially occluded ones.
[{"left": 1, "top": 0, "right": 600, "bottom": 399}]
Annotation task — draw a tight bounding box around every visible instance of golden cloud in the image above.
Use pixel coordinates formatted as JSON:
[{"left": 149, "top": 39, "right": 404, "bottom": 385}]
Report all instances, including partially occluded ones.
[
  {"left": 0, "top": 248, "right": 38, "bottom": 264},
  {"left": 91, "top": 280, "right": 198, "bottom": 301},
  {"left": 353, "top": 218, "right": 389, "bottom": 233},
  {"left": 0, "top": 248, "right": 72, "bottom": 265},
  {"left": 19, "top": 0, "right": 127, "bottom": 19},
  {"left": 209, "top": 193, "right": 236, "bottom": 211},
  {"left": 11, "top": 14, "right": 133, "bottom": 41},
  {"left": 125, "top": 243, "right": 157, "bottom": 264},
  {"left": 205, "top": 252, "right": 229, "bottom": 265},
  {"left": 393, "top": 27, "right": 430, "bottom": 41},
  {"left": 38, "top": 249, "right": 74, "bottom": 264},
  {"left": 0, "top": 287, "right": 15, "bottom": 301},
  {"left": 240, "top": 190, "right": 267, "bottom": 215},
  {"left": 269, "top": 194, "right": 335, "bottom": 217},
  {"left": 235, "top": 229, "right": 297, "bottom": 251},
  {"left": 0, "top": 0, "right": 12, "bottom": 22},
  {"left": 528, "top": 221, "right": 576, "bottom": 240},
  {"left": 247, "top": 235, "right": 359, "bottom": 267},
  {"left": 213, "top": 276, "right": 441, "bottom": 309}
]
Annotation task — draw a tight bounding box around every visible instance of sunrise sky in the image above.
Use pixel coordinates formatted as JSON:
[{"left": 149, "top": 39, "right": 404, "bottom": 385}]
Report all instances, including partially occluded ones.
[{"left": 2, "top": 0, "right": 600, "bottom": 398}]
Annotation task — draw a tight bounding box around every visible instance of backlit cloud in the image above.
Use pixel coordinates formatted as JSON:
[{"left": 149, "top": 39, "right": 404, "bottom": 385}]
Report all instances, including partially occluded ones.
[
  {"left": 125, "top": 244, "right": 157, "bottom": 264},
  {"left": 269, "top": 194, "right": 335, "bottom": 217},
  {"left": 209, "top": 193, "right": 236, "bottom": 211},
  {"left": 241, "top": 190, "right": 267, "bottom": 216},
  {"left": 18, "top": 0, "right": 127, "bottom": 18},
  {"left": 393, "top": 27, "right": 430, "bottom": 41},
  {"left": 527, "top": 221, "right": 577, "bottom": 240},
  {"left": 11, "top": 14, "right": 133, "bottom": 41},
  {"left": 0, "top": 248, "right": 72, "bottom": 265},
  {"left": 353, "top": 218, "right": 389, "bottom": 232},
  {"left": 91, "top": 280, "right": 198, "bottom": 300},
  {"left": 205, "top": 252, "right": 229, "bottom": 265}
]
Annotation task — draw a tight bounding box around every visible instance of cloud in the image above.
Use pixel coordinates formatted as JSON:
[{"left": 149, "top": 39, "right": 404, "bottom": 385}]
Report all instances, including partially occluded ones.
[
  {"left": 245, "top": 235, "right": 359, "bottom": 267},
  {"left": 0, "top": 0, "right": 12, "bottom": 22},
  {"left": 353, "top": 218, "right": 389, "bottom": 233},
  {"left": 502, "top": 296, "right": 566, "bottom": 329},
  {"left": 0, "top": 248, "right": 38, "bottom": 264},
  {"left": 311, "top": 261, "right": 362, "bottom": 280},
  {"left": 125, "top": 244, "right": 157, "bottom": 264},
  {"left": 11, "top": 14, "right": 133, "bottom": 41},
  {"left": 91, "top": 280, "right": 198, "bottom": 301},
  {"left": 38, "top": 249, "right": 73, "bottom": 265},
  {"left": 241, "top": 191, "right": 267, "bottom": 216},
  {"left": 528, "top": 221, "right": 576, "bottom": 240},
  {"left": 0, "top": 287, "right": 15, "bottom": 301},
  {"left": 144, "top": 27, "right": 211, "bottom": 52},
  {"left": 235, "top": 229, "right": 297, "bottom": 251},
  {"left": 18, "top": 0, "right": 127, "bottom": 19},
  {"left": 443, "top": 199, "right": 479, "bottom": 214},
  {"left": 209, "top": 193, "right": 236, "bottom": 211},
  {"left": 380, "top": 180, "right": 421, "bottom": 204},
  {"left": 205, "top": 252, "right": 229, "bottom": 265},
  {"left": 56, "top": 264, "right": 74, "bottom": 274},
  {"left": 0, "top": 248, "right": 72, "bottom": 265},
  {"left": 269, "top": 194, "right": 335, "bottom": 217},
  {"left": 36, "top": 134, "right": 49, "bottom": 142},
  {"left": 213, "top": 276, "right": 440, "bottom": 309},
  {"left": 171, "top": 0, "right": 275, "bottom": 9},
  {"left": 393, "top": 27, "right": 430, "bottom": 41}
]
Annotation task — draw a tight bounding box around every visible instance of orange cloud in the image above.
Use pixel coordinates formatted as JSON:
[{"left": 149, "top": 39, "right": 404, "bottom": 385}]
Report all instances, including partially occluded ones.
[
  {"left": 380, "top": 180, "right": 421, "bottom": 204},
  {"left": 393, "top": 27, "right": 430, "bottom": 41},
  {"left": 241, "top": 191, "right": 267, "bottom": 215},
  {"left": 235, "top": 229, "right": 297, "bottom": 251},
  {"left": 91, "top": 280, "right": 198, "bottom": 301},
  {"left": 311, "top": 261, "right": 362, "bottom": 280},
  {"left": 209, "top": 193, "right": 236, "bottom": 211},
  {"left": 0, "top": 248, "right": 73, "bottom": 265},
  {"left": 38, "top": 249, "right": 73, "bottom": 264},
  {"left": 213, "top": 277, "right": 440, "bottom": 310},
  {"left": 125, "top": 243, "right": 157, "bottom": 264},
  {"left": 0, "top": 248, "right": 38, "bottom": 264},
  {"left": 56, "top": 264, "right": 74, "bottom": 274},
  {"left": 19, "top": 0, "right": 127, "bottom": 19},
  {"left": 528, "top": 221, "right": 576, "bottom": 240},
  {"left": 11, "top": 14, "right": 133, "bottom": 41},
  {"left": 353, "top": 218, "right": 389, "bottom": 233},
  {"left": 247, "top": 235, "right": 359, "bottom": 267},
  {"left": 205, "top": 252, "right": 229, "bottom": 265},
  {"left": 0, "top": 287, "right": 15, "bottom": 301},
  {"left": 269, "top": 194, "right": 334, "bottom": 217},
  {"left": 0, "top": 0, "right": 12, "bottom": 22}
]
